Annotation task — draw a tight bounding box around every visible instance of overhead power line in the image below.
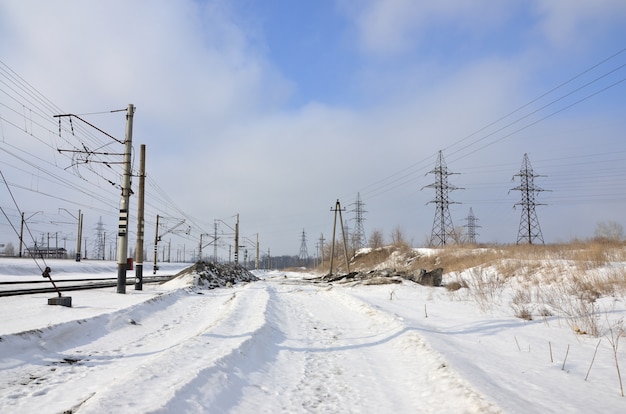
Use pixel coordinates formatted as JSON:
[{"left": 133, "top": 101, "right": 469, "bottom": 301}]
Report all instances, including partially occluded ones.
[
  {"left": 0, "top": 61, "right": 208, "bottom": 258},
  {"left": 355, "top": 48, "right": 626, "bottom": 201}
]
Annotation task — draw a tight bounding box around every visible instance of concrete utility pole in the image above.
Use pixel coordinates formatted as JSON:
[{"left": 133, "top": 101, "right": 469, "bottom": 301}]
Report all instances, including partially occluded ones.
[
  {"left": 213, "top": 221, "right": 218, "bottom": 262},
  {"left": 135, "top": 144, "right": 146, "bottom": 290},
  {"left": 234, "top": 214, "right": 239, "bottom": 266},
  {"left": 255, "top": 233, "right": 259, "bottom": 270},
  {"left": 153, "top": 214, "right": 160, "bottom": 274},
  {"left": 76, "top": 211, "right": 83, "bottom": 261},
  {"left": 199, "top": 233, "right": 204, "bottom": 262},
  {"left": 116, "top": 103, "right": 135, "bottom": 294},
  {"left": 19, "top": 213, "right": 24, "bottom": 257},
  {"left": 19, "top": 211, "right": 42, "bottom": 257}
]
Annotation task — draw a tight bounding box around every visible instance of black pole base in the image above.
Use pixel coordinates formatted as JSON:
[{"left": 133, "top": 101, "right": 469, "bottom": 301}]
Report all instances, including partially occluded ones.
[
  {"left": 135, "top": 264, "right": 143, "bottom": 290},
  {"left": 117, "top": 263, "right": 127, "bottom": 294},
  {"left": 48, "top": 296, "right": 72, "bottom": 307}
]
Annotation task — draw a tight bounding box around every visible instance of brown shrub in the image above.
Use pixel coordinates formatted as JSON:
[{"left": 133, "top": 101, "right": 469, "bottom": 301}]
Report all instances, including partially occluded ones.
[{"left": 445, "top": 281, "right": 463, "bottom": 292}]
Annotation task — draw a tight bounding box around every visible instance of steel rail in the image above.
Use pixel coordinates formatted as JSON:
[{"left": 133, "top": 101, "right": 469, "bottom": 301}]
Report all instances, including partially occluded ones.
[{"left": 0, "top": 275, "right": 176, "bottom": 297}]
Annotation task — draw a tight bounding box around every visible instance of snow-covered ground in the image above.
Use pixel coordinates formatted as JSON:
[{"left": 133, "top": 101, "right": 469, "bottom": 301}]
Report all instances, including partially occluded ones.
[{"left": 0, "top": 257, "right": 625, "bottom": 413}]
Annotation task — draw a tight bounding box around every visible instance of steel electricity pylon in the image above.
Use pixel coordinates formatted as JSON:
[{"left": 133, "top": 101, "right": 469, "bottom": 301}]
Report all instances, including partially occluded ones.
[
  {"left": 298, "top": 229, "right": 309, "bottom": 264},
  {"left": 424, "top": 150, "right": 463, "bottom": 247},
  {"left": 463, "top": 207, "right": 480, "bottom": 245},
  {"left": 511, "top": 153, "right": 548, "bottom": 244},
  {"left": 95, "top": 216, "right": 106, "bottom": 260},
  {"left": 350, "top": 192, "right": 367, "bottom": 251}
]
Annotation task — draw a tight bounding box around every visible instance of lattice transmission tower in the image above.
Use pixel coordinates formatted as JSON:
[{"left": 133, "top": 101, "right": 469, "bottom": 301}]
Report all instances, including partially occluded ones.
[
  {"left": 424, "top": 150, "right": 463, "bottom": 247},
  {"left": 351, "top": 192, "right": 367, "bottom": 251},
  {"left": 463, "top": 207, "right": 480, "bottom": 245},
  {"left": 298, "top": 229, "right": 309, "bottom": 264},
  {"left": 94, "top": 216, "right": 106, "bottom": 260},
  {"left": 511, "top": 153, "right": 548, "bottom": 244}
]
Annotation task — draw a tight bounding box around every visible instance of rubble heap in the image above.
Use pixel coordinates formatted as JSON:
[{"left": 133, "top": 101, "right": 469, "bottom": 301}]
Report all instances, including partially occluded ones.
[
  {"left": 175, "top": 262, "right": 259, "bottom": 289},
  {"left": 323, "top": 267, "right": 444, "bottom": 286}
]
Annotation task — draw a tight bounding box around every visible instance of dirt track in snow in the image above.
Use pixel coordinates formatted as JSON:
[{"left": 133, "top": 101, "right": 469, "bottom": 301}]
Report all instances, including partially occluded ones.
[{"left": 0, "top": 274, "right": 499, "bottom": 413}]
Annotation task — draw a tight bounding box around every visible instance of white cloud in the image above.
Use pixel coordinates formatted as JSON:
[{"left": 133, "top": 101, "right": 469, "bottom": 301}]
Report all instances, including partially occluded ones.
[
  {"left": 0, "top": 0, "right": 291, "bottom": 123},
  {"left": 532, "top": 0, "right": 626, "bottom": 50},
  {"left": 1, "top": 1, "right": 624, "bottom": 254},
  {"left": 337, "top": 0, "right": 512, "bottom": 57}
]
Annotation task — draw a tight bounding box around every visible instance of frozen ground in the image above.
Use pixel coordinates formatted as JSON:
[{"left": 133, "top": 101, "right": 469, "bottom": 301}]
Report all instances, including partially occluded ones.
[{"left": 0, "top": 258, "right": 625, "bottom": 413}]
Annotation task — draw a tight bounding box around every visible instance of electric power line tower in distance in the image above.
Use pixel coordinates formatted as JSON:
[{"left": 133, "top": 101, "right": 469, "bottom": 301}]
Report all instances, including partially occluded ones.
[
  {"left": 95, "top": 216, "right": 106, "bottom": 260},
  {"left": 351, "top": 192, "right": 367, "bottom": 252},
  {"left": 424, "top": 150, "right": 463, "bottom": 247},
  {"left": 463, "top": 207, "right": 480, "bottom": 245},
  {"left": 298, "top": 229, "right": 309, "bottom": 266},
  {"left": 511, "top": 153, "right": 548, "bottom": 244}
]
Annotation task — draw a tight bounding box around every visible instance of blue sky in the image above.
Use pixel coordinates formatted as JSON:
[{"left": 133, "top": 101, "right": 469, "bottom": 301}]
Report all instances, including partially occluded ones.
[
  {"left": 252, "top": 0, "right": 357, "bottom": 107},
  {"left": 1, "top": 0, "right": 625, "bottom": 260}
]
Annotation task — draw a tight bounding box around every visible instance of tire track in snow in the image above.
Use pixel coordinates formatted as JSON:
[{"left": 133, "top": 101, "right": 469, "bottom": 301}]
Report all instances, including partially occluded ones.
[
  {"left": 0, "top": 285, "right": 266, "bottom": 413},
  {"left": 1, "top": 279, "right": 501, "bottom": 413},
  {"left": 0, "top": 290, "right": 188, "bottom": 410},
  {"left": 267, "top": 284, "right": 374, "bottom": 413},
  {"left": 227, "top": 282, "right": 420, "bottom": 412},
  {"left": 211, "top": 283, "right": 372, "bottom": 413},
  {"left": 322, "top": 286, "right": 502, "bottom": 413},
  {"left": 154, "top": 284, "right": 287, "bottom": 413},
  {"left": 229, "top": 281, "right": 501, "bottom": 413},
  {"left": 77, "top": 283, "right": 272, "bottom": 413}
]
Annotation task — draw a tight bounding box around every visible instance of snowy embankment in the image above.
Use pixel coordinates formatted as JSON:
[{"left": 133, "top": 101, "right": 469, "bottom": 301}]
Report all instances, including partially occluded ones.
[{"left": 0, "top": 257, "right": 625, "bottom": 413}]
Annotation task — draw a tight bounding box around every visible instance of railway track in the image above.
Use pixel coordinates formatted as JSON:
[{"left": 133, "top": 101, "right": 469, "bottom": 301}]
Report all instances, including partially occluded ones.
[{"left": 0, "top": 275, "right": 177, "bottom": 297}]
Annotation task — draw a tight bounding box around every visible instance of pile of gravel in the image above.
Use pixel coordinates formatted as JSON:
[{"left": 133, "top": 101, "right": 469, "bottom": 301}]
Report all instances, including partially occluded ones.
[{"left": 175, "top": 262, "right": 259, "bottom": 289}]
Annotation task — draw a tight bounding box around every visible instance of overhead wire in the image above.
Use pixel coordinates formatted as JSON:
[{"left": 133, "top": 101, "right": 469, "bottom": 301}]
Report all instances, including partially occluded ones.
[
  {"left": 0, "top": 65, "right": 142, "bottom": 256},
  {"left": 0, "top": 169, "right": 49, "bottom": 272},
  {"left": 2, "top": 46, "right": 625, "bottom": 251},
  {"left": 355, "top": 48, "right": 626, "bottom": 202},
  {"left": 0, "top": 61, "right": 261, "bottom": 257}
]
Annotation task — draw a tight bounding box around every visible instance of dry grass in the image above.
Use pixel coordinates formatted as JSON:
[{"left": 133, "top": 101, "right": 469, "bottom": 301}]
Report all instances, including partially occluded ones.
[
  {"left": 351, "top": 246, "right": 396, "bottom": 270},
  {"left": 351, "top": 240, "right": 626, "bottom": 334},
  {"left": 401, "top": 241, "right": 625, "bottom": 276},
  {"left": 350, "top": 241, "right": 626, "bottom": 280},
  {"left": 445, "top": 281, "right": 464, "bottom": 292},
  {"left": 544, "top": 240, "right": 626, "bottom": 268},
  {"left": 408, "top": 246, "right": 503, "bottom": 274},
  {"left": 511, "top": 288, "right": 535, "bottom": 320}
]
